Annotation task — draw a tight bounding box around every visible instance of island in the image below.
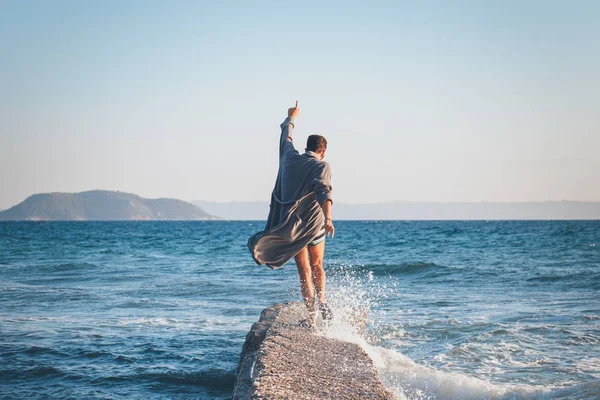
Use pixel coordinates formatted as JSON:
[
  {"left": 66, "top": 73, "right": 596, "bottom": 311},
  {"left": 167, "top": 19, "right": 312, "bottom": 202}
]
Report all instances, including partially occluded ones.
[{"left": 0, "top": 190, "right": 218, "bottom": 221}]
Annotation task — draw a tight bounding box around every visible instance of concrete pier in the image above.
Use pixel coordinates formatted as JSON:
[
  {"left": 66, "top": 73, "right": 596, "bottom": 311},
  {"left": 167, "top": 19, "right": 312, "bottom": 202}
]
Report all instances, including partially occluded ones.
[{"left": 232, "top": 302, "right": 395, "bottom": 400}]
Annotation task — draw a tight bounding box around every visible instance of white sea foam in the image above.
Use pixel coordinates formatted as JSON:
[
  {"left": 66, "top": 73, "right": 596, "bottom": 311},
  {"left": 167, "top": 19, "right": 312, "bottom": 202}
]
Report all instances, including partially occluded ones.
[
  {"left": 320, "top": 307, "right": 505, "bottom": 399},
  {"left": 575, "top": 357, "right": 600, "bottom": 377},
  {"left": 319, "top": 304, "right": 591, "bottom": 400},
  {"left": 110, "top": 316, "right": 238, "bottom": 331},
  {"left": 320, "top": 267, "right": 599, "bottom": 400}
]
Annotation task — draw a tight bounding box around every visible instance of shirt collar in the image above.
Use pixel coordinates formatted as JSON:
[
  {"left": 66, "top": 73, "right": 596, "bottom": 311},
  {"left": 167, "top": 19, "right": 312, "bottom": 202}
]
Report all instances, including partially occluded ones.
[{"left": 304, "top": 151, "right": 319, "bottom": 159}]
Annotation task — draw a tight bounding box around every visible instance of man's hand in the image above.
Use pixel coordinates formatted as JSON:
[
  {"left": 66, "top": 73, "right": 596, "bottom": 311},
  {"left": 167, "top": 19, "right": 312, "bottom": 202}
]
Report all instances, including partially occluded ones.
[
  {"left": 322, "top": 200, "right": 334, "bottom": 238},
  {"left": 325, "top": 218, "right": 335, "bottom": 238},
  {"left": 288, "top": 100, "right": 300, "bottom": 119}
]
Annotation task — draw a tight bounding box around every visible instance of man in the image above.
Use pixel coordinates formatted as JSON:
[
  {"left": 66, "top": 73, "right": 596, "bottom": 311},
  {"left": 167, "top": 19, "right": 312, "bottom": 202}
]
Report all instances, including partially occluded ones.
[{"left": 248, "top": 101, "right": 335, "bottom": 327}]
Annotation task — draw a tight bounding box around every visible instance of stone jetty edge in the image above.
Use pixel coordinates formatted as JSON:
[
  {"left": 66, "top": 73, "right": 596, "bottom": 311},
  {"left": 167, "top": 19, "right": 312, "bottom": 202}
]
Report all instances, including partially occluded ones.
[{"left": 232, "top": 302, "right": 395, "bottom": 400}]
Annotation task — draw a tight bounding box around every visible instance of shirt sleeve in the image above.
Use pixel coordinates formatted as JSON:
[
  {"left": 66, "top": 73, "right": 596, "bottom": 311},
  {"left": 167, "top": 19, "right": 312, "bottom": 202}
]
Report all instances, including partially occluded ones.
[
  {"left": 313, "top": 163, "right": 333, "bottom": 205},
  {"left": 280, "top": 117, "right": 299, "bottom": 160}
]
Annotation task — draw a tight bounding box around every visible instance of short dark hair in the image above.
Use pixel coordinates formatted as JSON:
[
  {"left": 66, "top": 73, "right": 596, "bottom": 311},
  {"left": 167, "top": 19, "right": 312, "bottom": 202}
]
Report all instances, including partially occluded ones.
[{"left": 306, "top": 134, "right": 327, "bottom": 152}]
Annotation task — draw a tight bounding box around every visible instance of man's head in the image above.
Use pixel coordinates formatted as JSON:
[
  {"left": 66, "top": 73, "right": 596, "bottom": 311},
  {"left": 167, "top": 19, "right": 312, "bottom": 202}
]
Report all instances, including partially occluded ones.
[{"left": 306, "top": 134, "right": 327, "bottom": 160}]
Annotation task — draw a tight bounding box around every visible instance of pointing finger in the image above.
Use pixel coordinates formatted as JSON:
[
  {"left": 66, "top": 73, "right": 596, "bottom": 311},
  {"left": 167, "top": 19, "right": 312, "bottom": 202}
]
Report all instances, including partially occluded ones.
[{"left": 295, "top": 100, "right": 298, "bottom": 109}]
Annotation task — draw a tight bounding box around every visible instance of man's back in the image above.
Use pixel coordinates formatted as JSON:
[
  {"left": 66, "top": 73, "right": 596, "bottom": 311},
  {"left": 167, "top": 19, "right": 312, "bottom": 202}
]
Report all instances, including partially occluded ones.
[{"left": 277, "top": 151, "right": 331, "bottom": 217}]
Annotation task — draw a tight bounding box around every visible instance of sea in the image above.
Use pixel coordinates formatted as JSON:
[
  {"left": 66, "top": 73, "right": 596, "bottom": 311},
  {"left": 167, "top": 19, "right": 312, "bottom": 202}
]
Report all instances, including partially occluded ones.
[{"left": 0, "top": 220, "right": 598, "bottom": 400}]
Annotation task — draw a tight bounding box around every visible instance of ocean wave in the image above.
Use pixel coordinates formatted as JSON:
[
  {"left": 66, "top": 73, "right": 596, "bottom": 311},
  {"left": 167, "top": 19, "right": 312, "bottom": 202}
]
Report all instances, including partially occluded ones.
[
  {"left": 38, "top": 262, "right": 101, "bottom": 272},
  {"left": 544, "top": 381, "right": 600, "bottom": 399},
  {"left": 367, "top": 262, "right": 453, "bottom": 277},
  {"left": 0, "top": 365, "right": 65, "bottom": 380},
  {"left": 372, "top": 344, "right": 600, "bottom": 400},
  {"left": 136, "top": 368, "right": 236, "bottom": 390},
  {"left": 438, "top": 227, "right": 466, "bottom": 236},
  {"left": 22, "top": 345, "right": 69, "bottom": 358},
  {"left": 526, "top": 271, "right": 600, "bottom": 289}
]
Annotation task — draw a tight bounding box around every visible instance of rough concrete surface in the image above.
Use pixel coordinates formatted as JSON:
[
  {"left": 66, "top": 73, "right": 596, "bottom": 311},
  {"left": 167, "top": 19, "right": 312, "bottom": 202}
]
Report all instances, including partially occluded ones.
[{"left": 232, "top": 302, "right": 395, "bottom": 400}]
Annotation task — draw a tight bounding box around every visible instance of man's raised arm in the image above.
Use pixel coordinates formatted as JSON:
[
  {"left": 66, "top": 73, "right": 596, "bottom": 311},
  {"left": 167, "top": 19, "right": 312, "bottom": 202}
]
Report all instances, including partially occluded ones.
[{"left": 280, "top": 101, "right": 300, "bottom": 160}]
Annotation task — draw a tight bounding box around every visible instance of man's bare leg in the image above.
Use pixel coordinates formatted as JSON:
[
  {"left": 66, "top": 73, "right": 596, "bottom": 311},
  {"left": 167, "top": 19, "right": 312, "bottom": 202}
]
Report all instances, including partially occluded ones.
[
  {"left": 309, "top": 240, "right": 333, "bottom": 321},
  {"left": 308, "top": 240, "right": 326, "bottom": 304},
  {"left": 294, "top": 246, "right": 316, "bottom": 324}
]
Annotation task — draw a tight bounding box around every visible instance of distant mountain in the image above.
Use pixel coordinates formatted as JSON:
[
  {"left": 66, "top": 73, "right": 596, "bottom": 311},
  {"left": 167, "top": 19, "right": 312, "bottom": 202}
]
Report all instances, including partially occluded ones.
[
  {"left": 193, "top": 200, "right": 600, "bottom": 220},
  {"left": 0, "top": 191, "right": 217, "bottom": 221}
]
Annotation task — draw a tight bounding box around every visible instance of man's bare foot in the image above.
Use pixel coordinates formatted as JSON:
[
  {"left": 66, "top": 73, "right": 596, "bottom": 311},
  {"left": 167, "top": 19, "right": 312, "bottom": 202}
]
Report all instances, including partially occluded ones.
[
  {"left": 298, "top": 319, "right": 315, "bottom": 329},
  {"left": 299, "top": 310, "right": 317, "bottom": 328}
]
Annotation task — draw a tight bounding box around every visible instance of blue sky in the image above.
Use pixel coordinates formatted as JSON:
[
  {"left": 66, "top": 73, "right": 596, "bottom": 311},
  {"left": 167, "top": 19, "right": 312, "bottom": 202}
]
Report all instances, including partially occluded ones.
[{"left": 1, "top": 1, "right": 598, "bottom": 208}]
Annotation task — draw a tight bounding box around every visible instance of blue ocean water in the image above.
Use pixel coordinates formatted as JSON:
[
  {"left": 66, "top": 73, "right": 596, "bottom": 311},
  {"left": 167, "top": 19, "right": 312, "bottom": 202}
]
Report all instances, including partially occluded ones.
[{"left": 0, "top": 221, "right": 598, "bottom": 399}]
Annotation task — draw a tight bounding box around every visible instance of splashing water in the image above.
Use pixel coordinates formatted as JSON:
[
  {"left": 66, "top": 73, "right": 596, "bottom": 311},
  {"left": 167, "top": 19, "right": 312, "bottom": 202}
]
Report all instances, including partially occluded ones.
[{"left": 318, "top": 263, "right": 600, "bottom": 400}]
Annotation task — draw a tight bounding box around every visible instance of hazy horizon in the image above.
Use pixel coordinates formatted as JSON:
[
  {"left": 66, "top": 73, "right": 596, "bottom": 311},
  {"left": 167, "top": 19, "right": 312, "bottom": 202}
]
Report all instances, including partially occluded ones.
[
  {"left": 2, "top": 190, "right": 599, "bottom": 220},
  {"left": 2, "top": 1, "right": 599, "bottom": 210},
  {"left": 3, "top": 189, "right": 600, "bottom": 211}
]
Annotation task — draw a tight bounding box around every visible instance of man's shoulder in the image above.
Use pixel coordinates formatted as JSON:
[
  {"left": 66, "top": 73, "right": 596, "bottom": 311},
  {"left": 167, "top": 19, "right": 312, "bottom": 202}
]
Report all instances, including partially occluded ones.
[
  {"left": 308, "top": 159, "right": 331, "bottom": 176},
  {"left": 316, "top": 159, "right": 331, "bottom": 169}
]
